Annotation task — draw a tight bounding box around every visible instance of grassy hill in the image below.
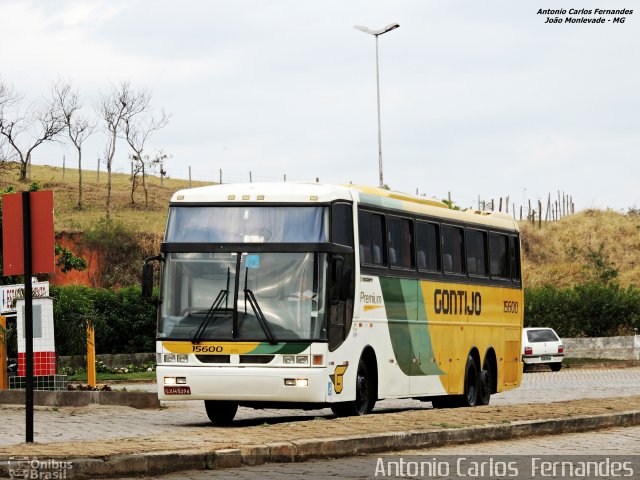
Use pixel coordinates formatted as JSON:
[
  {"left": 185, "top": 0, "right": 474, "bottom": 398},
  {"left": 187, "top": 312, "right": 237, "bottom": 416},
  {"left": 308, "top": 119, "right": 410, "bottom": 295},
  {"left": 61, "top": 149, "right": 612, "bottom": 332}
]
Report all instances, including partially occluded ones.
[
  {"left": 0, "top": 164, "right": 210, "bottom": 234},
  {"left": 2, "top": 165, "right": 638, "bottom": 289},
  {"left": 521, "top": 209, "right": 640, "bottom": 288}
]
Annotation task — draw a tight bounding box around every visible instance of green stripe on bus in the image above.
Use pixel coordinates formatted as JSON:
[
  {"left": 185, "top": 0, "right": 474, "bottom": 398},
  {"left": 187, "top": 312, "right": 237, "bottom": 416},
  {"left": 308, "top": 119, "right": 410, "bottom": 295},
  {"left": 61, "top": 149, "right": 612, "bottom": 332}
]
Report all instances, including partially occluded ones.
[
  {"left": 250, "top": 343, "right": 311, "bottom": 354},
  {"left": 358, "top": 193, "right": 405, "bottom": 210},
  {"left": 380, "top": 277, "right": 444, "bottom": 376}
]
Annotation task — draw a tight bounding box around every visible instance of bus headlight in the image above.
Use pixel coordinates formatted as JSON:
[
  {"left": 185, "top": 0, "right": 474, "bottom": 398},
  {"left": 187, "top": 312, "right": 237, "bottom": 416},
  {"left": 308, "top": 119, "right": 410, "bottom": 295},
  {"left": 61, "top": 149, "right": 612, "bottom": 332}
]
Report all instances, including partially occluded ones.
[
  {"left": 283, "top": 355, "right": 295, "bottom": 364},
  {"left": 177, "top": 355, "right": 189, "bottom": 363},
  {"left": 164, "top": 354, "right": 176, "bottom": 363},
  {"left": 296, "top": 356, "right": 308, "bottom": 364}
]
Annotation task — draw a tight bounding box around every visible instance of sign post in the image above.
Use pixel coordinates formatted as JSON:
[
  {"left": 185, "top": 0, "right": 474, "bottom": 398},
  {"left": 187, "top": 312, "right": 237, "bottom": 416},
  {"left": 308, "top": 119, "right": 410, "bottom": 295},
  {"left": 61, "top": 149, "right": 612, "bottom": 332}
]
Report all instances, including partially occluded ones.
[
  {"left": 23, "top": 191, "right": 34, "bottom": 443},
  {"left": 2, "top": 190, "right": 54, "bottom": 444},
  {"left": 0, "top": 316, "right": 7, "bottom": 390}
]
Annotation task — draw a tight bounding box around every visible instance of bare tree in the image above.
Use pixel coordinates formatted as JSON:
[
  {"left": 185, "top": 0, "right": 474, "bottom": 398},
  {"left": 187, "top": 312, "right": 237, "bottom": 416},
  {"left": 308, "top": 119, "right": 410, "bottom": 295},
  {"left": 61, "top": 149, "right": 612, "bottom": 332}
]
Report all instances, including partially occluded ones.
[
  {"left": 96, "top": 82, "right": 148, "bottom": 220},
  {"left": 0, "top": 79, "right": 66, "bottom": 180},
  {"left": 122, "top": 93, "right": 169, "bottom": 207},
  {"left": 53, "top": 80, "right": 95, "bottom": 209},
  {"left": 129, "top": 149, "right": 169, "bottom": 205}
]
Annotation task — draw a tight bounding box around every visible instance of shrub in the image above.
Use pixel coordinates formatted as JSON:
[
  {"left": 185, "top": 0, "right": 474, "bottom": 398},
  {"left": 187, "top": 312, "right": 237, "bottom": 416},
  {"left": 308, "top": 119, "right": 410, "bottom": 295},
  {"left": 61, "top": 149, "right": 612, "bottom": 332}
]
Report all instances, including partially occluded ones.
[
  {"left": 525, "top": 283, "right": 640, "bottom": 337},
  {"left": 50, "top": 285, "right": 157, "bottom": 355},
  {"left": 83, "top": 219, "right": 158, "bottom": 288}
]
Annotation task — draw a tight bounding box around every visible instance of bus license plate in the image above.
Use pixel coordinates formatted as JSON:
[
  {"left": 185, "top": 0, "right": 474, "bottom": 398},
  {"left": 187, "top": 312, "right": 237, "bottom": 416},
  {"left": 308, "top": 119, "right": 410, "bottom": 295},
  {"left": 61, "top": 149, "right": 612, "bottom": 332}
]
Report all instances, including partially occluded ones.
[
  {"left": 540, "top": 356, "right": 551, "bottom": 361},
  {"left": 164, "top": 386, "right": 191, "bottom": 395}
]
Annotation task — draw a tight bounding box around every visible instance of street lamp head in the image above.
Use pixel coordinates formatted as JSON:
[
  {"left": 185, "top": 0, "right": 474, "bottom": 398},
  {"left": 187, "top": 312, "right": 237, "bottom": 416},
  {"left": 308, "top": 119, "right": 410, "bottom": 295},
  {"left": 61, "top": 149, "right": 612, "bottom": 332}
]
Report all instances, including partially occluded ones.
[{"left": 354, "top": 23, "right": 400, "bottom": 36}]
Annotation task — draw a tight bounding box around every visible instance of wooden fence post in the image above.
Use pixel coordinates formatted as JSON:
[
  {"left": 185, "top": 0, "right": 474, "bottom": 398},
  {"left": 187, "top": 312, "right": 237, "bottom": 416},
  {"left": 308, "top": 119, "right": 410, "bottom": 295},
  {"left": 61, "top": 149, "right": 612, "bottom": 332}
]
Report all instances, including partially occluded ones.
[
  {"left": 87, "top": 321, "right": 96, "bottom": 388},
  {"left": 538, "top": 200, "right": 542, "bottom": 228},
  {"left": 0, "top": 316, "right": 7, "bottom": 390}
]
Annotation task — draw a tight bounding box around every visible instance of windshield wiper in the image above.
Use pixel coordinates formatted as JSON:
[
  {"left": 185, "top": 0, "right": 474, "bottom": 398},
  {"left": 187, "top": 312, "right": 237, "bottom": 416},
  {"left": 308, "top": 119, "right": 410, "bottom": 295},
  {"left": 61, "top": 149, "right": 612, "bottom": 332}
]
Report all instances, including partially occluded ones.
[
  {"left": 192, "top": 267, "right": 230, "bottom": 343},
  {"left": 243, "top": 266, "right": 276, "bottom": 344}
]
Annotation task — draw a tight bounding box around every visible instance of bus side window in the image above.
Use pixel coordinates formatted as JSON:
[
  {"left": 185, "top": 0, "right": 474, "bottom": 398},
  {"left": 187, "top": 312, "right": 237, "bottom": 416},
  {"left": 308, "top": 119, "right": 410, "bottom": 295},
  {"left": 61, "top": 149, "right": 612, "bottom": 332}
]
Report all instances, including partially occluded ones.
[
  {"left": 442, "top": 226, "right": 465, "bottom": 275},
  {"left": 332, "top": 203, "right": 354, "bottom": 247},
  {"left": 510, "top": 236, "right": 521, "bottom": 282},
  {"left": 466, "top": 229, "right": 488, "bottom": 277},
  {"left": 328, "top": 253, "right": 354, "bottom": 351},
  {"left": 489, "top": 233, "right": 510, "bottom": 279},
  {"left": 416, "top": 221, "right": 440, "bottom": 272},
  {"left": 358, "top": 211, "right": 386, "bottom": 267},
  {"left": 388, "top": 217, "right": 414, "bottom": 270}
]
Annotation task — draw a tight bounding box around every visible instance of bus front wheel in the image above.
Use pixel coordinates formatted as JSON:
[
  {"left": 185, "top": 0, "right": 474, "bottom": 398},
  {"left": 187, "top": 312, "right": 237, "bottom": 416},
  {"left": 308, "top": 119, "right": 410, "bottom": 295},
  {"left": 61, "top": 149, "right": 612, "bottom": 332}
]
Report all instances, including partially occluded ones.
[
  {"left": 204, "top": 400, "right": 238, "bottom": 425},
  {"left": 331, "top": 359, "right": 376, "bottom": 416}
]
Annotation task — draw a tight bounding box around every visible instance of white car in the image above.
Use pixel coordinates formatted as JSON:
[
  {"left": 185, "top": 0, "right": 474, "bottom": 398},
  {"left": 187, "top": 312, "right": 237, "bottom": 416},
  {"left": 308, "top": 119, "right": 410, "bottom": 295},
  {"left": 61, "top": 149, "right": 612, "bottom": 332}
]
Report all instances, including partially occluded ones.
[{"left": 522, "top": 327, "right": 564, "bottom": 372}]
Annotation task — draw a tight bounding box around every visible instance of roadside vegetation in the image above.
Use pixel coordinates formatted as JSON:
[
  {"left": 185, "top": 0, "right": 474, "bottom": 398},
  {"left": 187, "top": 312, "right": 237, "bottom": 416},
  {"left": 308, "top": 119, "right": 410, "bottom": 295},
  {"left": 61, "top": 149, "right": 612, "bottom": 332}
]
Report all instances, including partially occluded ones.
[
  {"left": 2, "top": 163, "right": 640, "bottom": 354},
  {"left": 0, "top": 164, "right": 208, "bottom": 234}
]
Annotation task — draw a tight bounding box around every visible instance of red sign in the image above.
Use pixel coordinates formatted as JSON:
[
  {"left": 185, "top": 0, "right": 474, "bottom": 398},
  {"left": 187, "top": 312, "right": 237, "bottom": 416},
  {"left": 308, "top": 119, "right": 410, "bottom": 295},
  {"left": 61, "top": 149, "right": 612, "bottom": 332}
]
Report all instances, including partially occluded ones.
[{"left": 2, "top": 191, "right": 55, "bottom": 275}]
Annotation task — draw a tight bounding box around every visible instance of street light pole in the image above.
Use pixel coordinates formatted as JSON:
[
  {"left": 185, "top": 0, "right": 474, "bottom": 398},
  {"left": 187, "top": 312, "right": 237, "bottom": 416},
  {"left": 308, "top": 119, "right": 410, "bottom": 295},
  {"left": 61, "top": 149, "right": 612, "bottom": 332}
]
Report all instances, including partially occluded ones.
[{"left": 354, "top": 23, "right": 399, "bottom": 188}]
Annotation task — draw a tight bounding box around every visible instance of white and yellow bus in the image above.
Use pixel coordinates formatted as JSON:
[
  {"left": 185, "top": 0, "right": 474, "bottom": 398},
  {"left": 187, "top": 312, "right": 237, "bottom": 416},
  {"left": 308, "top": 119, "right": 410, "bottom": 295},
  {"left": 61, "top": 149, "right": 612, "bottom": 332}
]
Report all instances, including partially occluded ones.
[{"left": 144, "top": 183, "right": 523, "bottom": 424}]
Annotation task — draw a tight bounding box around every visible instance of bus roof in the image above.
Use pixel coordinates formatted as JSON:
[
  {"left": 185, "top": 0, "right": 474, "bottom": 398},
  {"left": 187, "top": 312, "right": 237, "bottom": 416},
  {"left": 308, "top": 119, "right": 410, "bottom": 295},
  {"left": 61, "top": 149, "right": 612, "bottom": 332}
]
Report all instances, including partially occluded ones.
[{"left": 170, "top": 182, "right": 519, "bottom": 232}]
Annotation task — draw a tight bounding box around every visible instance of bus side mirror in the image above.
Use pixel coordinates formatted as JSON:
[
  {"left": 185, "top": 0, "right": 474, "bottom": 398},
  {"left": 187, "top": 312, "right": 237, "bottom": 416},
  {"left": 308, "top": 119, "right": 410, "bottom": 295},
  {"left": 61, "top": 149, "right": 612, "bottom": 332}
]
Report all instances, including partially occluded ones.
[
  {"left": 142, "top": 263, "right": 154, "bottom": 298},
  {"left": 142, "top": 255, "right": 163, "bottom": 298}
]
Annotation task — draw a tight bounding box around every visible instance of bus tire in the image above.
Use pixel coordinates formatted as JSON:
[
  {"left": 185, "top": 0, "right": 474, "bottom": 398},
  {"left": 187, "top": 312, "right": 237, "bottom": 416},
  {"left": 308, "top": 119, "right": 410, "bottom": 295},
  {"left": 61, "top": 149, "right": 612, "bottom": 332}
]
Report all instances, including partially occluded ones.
[
  {"left": 331, "top": 359, "right": 376, "bottom": 416},
  {"left": 460, "top": 355, "right": 479, "bottom": 407},
  {"left": 477, "top": 369, "right": 491, "bottom": 406},
  {"left": 204, "top": 400, "right": 238, "bottom": 425}
]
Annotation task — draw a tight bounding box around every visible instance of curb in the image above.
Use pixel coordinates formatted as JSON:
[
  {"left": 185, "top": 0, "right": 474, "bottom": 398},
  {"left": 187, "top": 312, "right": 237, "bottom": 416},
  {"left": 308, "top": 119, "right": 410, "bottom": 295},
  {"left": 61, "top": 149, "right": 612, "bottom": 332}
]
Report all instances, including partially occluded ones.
[
  {"left": 0, "top": 390, "right": 159, "bottom": 409},
  {"left": 1, "top": 410, "right": 638, "bottom": 479}
]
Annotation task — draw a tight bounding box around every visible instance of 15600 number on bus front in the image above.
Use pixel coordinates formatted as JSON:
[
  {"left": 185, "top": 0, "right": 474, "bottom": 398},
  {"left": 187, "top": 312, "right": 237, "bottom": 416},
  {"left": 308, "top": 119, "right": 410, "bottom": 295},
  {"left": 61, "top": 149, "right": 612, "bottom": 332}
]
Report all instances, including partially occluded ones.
[{"left": 192, "top": 345, "right": 224, "bottom": 353}]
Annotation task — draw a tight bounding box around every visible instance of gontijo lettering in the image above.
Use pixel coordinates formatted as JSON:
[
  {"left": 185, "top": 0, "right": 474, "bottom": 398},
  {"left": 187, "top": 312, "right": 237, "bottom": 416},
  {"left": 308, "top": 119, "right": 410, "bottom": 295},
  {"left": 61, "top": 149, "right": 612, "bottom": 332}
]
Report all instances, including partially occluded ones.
[{"left": 434, "top": 289, "right": 481, "bottom": 316}]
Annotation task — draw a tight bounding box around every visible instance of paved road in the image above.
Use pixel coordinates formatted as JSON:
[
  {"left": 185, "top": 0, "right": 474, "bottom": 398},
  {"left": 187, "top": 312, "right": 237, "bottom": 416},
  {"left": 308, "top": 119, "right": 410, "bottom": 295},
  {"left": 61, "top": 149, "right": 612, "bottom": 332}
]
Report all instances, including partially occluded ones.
[
  {"left": 1, "top": 367, "right": 640, "bottom": 445},
  {"left": 135, "top": 425, "right": 640, "bottom": 479}
]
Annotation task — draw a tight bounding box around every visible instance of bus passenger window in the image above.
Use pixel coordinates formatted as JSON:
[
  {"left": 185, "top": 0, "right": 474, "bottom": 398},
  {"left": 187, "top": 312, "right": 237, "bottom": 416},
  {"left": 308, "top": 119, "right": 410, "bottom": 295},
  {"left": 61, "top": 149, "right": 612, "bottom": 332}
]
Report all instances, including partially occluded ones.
[
  {"left": 388, "top": 217, "right": 414, "bottom": 269},
  {"left": 510, "top": 236, "right": 521, "bottom": 282},
  {"left": 489, "top": 233, "right": 509, "bottom": 279},
  {"left": 358, "top": 211, "right": 386, "bottom": 267},
  {"left": 442, "top": 226, "right": 465, "bottom": 274},
  {"left": 332, "top": 203, "right": 354, "bottom": 247},
  {"left": 466, "top": 229, "right": 487, "bottom": 276},
  {"left": 416, "top": 222, "right": 440, "bottom": 272}
]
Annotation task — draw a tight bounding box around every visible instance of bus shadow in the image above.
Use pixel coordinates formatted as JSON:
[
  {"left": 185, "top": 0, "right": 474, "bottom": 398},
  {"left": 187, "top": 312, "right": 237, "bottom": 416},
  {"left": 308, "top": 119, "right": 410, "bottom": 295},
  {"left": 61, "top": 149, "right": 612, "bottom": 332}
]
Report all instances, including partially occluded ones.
[{"left": 183, "top": 404, "right": 433, "bottom": 428}]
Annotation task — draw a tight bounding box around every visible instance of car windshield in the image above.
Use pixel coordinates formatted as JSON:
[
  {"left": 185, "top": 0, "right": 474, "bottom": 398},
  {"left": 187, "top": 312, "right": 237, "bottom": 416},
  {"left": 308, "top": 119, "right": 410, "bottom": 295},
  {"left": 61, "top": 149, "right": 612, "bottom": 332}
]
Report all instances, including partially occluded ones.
[
  {"left": 526, "top": 329, "right": 559, "bottom": 342},
  {"left": 159, "top": 252, "right": 328, "bottom": 341}
]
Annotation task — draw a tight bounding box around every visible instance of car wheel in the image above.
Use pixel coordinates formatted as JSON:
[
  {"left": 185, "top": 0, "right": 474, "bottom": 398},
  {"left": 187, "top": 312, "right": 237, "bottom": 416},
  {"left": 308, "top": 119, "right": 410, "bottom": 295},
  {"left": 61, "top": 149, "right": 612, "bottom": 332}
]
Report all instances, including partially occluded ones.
[
  {"left": 331, "top": 359, "right": 376, "bottom": 416},
  {"left": 550, "top": 362, "right": 562, "bottom": 372},
  {"left": 204, "top": 400, "right": 238, "bottom": 425}
]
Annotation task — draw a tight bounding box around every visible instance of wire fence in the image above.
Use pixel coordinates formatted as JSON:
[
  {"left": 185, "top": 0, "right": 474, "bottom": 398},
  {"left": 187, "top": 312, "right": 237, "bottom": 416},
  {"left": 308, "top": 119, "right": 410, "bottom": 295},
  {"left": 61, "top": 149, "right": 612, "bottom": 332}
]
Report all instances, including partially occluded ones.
[{"left": 43, "top": 156, "right": 577, "bottom": 226}]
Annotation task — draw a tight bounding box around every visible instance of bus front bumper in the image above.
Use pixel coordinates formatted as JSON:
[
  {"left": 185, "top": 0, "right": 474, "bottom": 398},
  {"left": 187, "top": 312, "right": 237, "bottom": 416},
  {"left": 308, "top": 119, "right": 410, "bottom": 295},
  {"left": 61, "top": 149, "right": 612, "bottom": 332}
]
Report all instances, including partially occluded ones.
[{"left": 157, "top": 365, "right": 329, "bottom": 402}]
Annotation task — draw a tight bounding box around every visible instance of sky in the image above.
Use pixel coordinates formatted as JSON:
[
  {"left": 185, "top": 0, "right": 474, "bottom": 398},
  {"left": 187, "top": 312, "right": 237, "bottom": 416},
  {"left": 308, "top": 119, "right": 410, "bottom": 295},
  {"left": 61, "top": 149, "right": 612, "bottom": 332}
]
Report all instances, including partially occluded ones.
[{"left": 0, "top": 0, "right": 638, "bottom": 212}]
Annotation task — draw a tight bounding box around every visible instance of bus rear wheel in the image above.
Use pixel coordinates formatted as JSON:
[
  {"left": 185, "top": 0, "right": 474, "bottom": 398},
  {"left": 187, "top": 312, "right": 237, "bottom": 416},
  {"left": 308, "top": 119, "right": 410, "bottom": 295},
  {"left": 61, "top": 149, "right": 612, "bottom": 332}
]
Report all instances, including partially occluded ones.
[
  {"left": 461, "top": 355, "right": 479, "bottom": 407},
  {"left": 331, "top": 359, "right": 376, "bottom": 416},
  {"left": 477, "top": 356, "right": 492, "bottom": 406},
  {"left": 204, "top": 400, "right": 238, "bottom": 425}
]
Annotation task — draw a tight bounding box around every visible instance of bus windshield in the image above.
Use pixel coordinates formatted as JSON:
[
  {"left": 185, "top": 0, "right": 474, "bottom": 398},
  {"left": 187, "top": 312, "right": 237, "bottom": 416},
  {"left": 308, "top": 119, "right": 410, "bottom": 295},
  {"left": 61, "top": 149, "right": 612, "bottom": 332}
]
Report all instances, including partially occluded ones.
[
  {"left": 159, "top": 252, "right": 328, "bottom": 341},
  {"left": 165, "top": 206, "right": 329, "bottom": 243}
]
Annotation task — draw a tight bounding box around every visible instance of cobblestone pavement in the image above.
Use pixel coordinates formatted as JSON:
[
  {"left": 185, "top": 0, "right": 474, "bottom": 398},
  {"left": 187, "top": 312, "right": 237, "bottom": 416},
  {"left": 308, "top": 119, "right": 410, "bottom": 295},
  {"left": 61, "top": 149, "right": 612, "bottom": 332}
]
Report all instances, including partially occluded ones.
[
  {"left": 1, "top": 367, "right": 639, "bottom": 446},
  {"left": 134, "top": 425, "right": 640, "bottom": 479}
]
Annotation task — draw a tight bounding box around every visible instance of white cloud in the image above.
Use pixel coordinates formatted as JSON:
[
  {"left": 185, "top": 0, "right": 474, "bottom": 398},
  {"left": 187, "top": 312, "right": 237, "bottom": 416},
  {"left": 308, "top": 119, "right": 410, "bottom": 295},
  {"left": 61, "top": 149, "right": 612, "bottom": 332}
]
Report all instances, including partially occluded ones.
[{"left": 1, "top": 0, "right": 638, "bottom": 209}]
